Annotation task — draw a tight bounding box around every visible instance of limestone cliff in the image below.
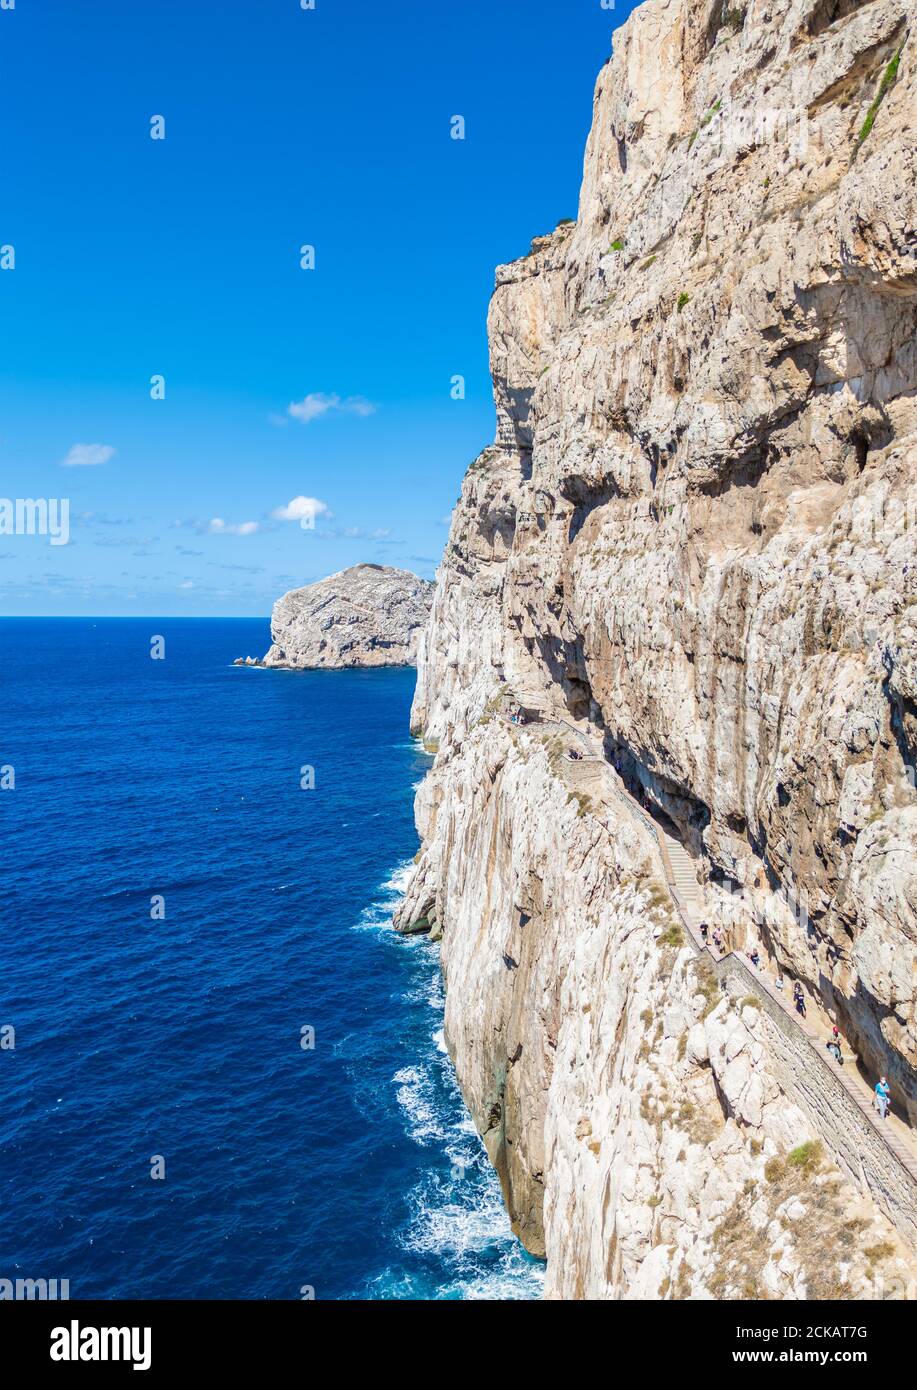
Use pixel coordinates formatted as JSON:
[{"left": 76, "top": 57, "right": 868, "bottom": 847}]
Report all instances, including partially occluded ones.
[
  {"left": 252, "top": 564, "right": 433, "bottom": 670},
  {"left": 397, "top": 0, "right": 917, "bottom": 1298}
]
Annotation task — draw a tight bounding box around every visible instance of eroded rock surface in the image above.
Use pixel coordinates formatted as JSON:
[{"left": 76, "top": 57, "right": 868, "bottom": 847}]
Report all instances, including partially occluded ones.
[{"left": 398, "top": 0, "right": 917, "bottom": 1297}]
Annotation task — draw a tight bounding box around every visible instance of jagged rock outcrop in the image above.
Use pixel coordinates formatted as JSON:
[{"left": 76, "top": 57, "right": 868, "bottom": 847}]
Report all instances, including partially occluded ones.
[
  {"left": 255, "top": 564, "right": 434, "bottom": 669},
  {"left": 398, "top": 0, "right": 917, "bottom": 1298}
]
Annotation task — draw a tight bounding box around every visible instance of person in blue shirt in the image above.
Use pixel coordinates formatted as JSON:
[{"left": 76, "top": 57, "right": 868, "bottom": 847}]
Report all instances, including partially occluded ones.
[{"left": 875, "top": 1077, "right": 890, "bottom": 1120}]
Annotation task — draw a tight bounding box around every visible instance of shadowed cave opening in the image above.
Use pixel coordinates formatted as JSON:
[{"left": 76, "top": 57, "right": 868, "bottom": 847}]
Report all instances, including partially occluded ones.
[
  {"left": 804, "top": 0, "right": 874, "bottom": 39},
  {"left": 881, "top": 669, "right": 917, "bottom": 794},
  {"left": 602, "top": 733, "right": 712, "bottom": 854},
  {"left": 523, "top": 632, "right": 595, "bottom": 723},
  {"left": 564, "top": 479, "right": 624, "bottom": 545}
]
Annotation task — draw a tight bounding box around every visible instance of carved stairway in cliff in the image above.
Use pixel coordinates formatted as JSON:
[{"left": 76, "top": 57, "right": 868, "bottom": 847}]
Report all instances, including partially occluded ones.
[
  {"left": 604, "top": 741, "right": 917, "bottom": 1245},
  {"left": 658, "top": 829, "right": 704, "bottom": 928},
  {"left": 504, "top": 700, "right": 917, "bottom": 1245}
]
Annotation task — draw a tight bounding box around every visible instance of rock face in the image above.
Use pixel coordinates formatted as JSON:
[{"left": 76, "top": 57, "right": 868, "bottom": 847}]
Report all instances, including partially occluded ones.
[
  {"left": 397, "top": 0, "right": 917, "bottom": 1298},
  {"left": 259, "top": 565, "right": 434, "bottom": 669}
]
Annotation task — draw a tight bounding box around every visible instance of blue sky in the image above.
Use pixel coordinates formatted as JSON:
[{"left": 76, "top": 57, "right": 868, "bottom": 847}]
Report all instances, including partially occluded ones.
[{"left": 0, "top": 0, "right": 634, "bottom": 615}]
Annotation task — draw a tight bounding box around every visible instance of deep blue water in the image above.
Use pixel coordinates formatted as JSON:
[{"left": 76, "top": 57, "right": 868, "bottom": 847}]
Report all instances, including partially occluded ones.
[{"left": 0, "top": 620, "right": 542, "bottom": 1300}]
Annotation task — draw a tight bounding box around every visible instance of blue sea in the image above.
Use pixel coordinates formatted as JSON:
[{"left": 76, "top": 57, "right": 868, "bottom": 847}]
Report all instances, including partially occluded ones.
[{"left": 0, "top": 619, "right": 543, "bottom": 1300}]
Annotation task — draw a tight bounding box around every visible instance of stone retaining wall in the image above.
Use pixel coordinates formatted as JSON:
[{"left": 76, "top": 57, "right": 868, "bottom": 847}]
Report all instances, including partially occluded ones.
[
  {"left": 520, "top": 710, "right": 917, "bottom": 1249},
  {"left": 718, "top": 954, "right": 917, "bottom": 1248},
  {"left": 614, "top": 760, "right": 917, "bottom": 1249}
]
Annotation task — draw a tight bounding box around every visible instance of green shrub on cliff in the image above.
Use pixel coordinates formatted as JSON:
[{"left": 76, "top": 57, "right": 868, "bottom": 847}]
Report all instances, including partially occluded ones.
[
  {"left": 857, "top": 48, "right": 902, "bottom": 147},
  {"left": 787, "top": 1140, "right": 824, "bottom": 1178}
]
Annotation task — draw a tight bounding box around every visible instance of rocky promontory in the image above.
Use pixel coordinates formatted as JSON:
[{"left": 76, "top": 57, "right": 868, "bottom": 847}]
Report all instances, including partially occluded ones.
[
  {"left": 238, "top": 564, "right": 434, "bottom": 670},
  {"left": 396, "top": 0, "right": 917, "bottom": 1299}
]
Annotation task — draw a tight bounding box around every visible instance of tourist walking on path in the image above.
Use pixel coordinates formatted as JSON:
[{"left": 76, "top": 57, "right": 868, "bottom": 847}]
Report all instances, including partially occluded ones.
[
  {"left": 875, "top": 1077, "right": 891, "bottom": 1120},
  {"left": 700, "top": 922, "right": 708, "bottom": 945},
  {"left": 712, "top": 926, "right": 722, "bottom": 955},
  {"left": 826, "top": 1038, "right": 842, "bottom": 1066},
  {"left": 749, "top": 947, "right": 760, "bottom": 969},
  {"left": 793, "top": 982, "right": 806, "bottom": 1017}
]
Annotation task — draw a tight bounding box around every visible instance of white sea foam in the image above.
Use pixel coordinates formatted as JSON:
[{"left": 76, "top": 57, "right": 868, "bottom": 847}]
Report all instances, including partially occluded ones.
[
  {"left": 392, "top": 1064, "right": 448, "bottom": 1146},
  {"left": 351, "top": 902, "right": 392, "bottom": 932},
  {"left": 382, "top": 861, "right": 414, "bottom": 896},
  {"left": 397, "top": 1159, "right": 543, "bottom": 1300},
  {"left": 400, "top": 971, "right": 443, "bottom": 1010},
  {"left": 440, "top": 1254, "right": 546, "bottom": 1302},
  {"left": 353, "top": 857, "right": 542, "bottom": 1301},
  {"left": 352, "top": 859, "right": 418, "bottom": 935},
  {"left": 390, "top": 1044, "right": 542, "bottom": 1297},
  {"left": 404, "top": 1186, "right": 506, "bottom": 1257}
]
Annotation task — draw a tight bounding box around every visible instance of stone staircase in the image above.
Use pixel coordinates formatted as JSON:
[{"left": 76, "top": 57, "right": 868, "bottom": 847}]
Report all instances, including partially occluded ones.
[
  {"left": 503, "top": 700, "right": 917, "bottom": 1238},
  {"left": 659, "top": 829, "right": 704, "bottom": 929}
]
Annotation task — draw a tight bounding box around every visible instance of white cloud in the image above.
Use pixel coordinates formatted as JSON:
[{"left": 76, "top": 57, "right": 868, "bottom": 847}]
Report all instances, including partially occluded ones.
[
  {"left": 208, "top": 518, "right": 260, "bottom": 536},
  {"left": 180, "top": 580, "right": 194, "bottom": 589},
  {"left": 271, "top": 496, "right": 331, "bottom": 531},
  {"left": 286, "top": 393, "right": 376, "bottom": 425},
  {"left": 340, "top": 525, "right": 392, "bottom": 540},
  {"left": 62, "top": 443, "right": 116, "bottom": 467}
]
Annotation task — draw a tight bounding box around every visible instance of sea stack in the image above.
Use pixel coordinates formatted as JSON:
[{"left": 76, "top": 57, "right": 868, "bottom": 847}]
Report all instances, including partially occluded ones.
[{"left": 256, "top": 564, "right": 434, "bottom": 670}]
